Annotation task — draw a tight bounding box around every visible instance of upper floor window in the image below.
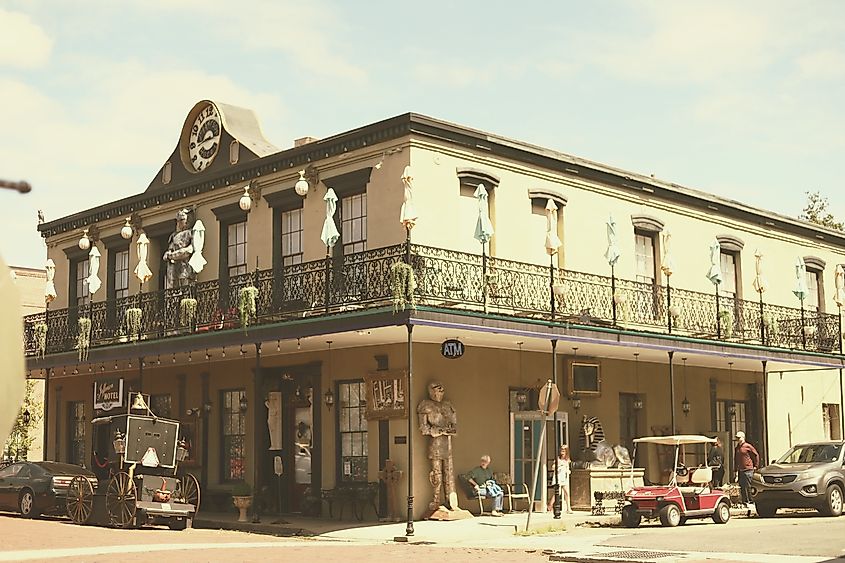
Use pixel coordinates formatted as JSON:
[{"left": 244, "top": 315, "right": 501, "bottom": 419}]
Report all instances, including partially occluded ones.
[
  {"left": 281, "top": 208, "right": 303, "bottom": 266},
  {"left": 227, "top": 221, "right": 247, "bottom": 278},
  {"left": 720, "top": 251, "right": 738, "bottom": 298},
  {"left": 114, "top": 249, "right": 129, "bottom": 300},
  {"left": 341, "top": 193, "right": 367, "bottom": 255},
  {"left": 806, "top": 268, "right": 822, "bottom": 312},
  {"left": 634, "top": 230, "right": 656, "bottom": 284},
  {"left": 76, "top": 259, "right": 90, "bottom": 308}
]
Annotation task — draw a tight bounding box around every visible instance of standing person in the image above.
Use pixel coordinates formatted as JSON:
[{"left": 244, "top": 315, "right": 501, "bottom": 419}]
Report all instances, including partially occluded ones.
[
  {"left": 547, "top": 445, "right": 572, "bottom": 513},
  {"left": 466, "top": 455, "right": 504, "bottom": 516},
  {"left": 708, "top": 437, "right": 725, "bottom": 488},
  {"left": 733, "top": 431, "right": 760, "bottom": 505}
]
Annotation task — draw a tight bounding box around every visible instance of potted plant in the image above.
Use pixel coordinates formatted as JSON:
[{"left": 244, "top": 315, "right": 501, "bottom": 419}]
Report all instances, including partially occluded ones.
[{"left": 231, "top": 481, "right": 253, "bottom": 522}]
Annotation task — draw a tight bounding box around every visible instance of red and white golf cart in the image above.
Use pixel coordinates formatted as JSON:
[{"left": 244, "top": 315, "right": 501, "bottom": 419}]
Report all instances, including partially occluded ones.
[{"left": 621, "top": 435, "right": 731, "bottom": 527}]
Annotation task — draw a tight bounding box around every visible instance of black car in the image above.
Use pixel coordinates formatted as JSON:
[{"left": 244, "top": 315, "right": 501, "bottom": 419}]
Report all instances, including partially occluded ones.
[{"left": 0, "top": 461, "right": 97, "bottom": 517}]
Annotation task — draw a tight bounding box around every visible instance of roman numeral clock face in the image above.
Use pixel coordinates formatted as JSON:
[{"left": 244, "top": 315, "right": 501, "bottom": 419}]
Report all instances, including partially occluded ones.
[{"left": 188, "top": 104, "right": 221, "bottom": 171}]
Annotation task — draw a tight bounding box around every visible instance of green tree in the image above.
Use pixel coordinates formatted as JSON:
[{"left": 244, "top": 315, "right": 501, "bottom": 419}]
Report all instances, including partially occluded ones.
[
  {"left": 3, "top": 380, "right": 43, "bottom": 462},
  {"left": 800, "top": 191, "right": 844, "bottom": 231}
]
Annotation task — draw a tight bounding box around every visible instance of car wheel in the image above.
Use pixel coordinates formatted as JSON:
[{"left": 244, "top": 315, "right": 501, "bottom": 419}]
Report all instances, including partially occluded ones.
[
  {"left": 820, "top": 484, "right": 843, "bottom": 517},
  {"left": 659, "top": 503, "right": 681, "bottom": 527},
  {"left": 19, "top": 489, "right": 38, "bottom": 518},
  {"left": 621, "top": 505, "right": 641, "bottom": 528},
  {"left": 755, "top": 502, "right": 777, "bottom": 518},
  {"left": 712, "top": 501, "right": 731, "bottom": 524}
]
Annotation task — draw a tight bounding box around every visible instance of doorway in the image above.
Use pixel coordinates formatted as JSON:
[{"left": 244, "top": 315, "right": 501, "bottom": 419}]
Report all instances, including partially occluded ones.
[
  {"left": 267, "top": 370, "right": 318, "bottom": 514},
  {"left": 510, "top": 411, "right": 568, "bottom": 510}
]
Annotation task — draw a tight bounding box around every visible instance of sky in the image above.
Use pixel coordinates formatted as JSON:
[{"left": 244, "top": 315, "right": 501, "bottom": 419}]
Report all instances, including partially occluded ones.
[{"left": 1, "top": 0, "right": 844, "bottom": 268}]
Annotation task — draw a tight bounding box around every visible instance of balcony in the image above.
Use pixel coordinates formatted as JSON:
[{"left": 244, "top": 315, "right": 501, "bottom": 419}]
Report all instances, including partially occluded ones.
[{"left": 24, "top": 243, "right": 843, "bottom": 358}]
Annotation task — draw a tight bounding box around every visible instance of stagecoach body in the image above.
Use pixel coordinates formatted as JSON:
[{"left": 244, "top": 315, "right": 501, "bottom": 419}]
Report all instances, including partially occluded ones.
[{"left": 65, "top": 393, "right": 200, "bottom": 529}]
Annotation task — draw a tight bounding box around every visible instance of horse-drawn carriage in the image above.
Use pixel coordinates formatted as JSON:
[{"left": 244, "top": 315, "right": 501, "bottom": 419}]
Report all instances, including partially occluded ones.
[{"left": 65, "top": 392, "right": 200, "bottom": 529}]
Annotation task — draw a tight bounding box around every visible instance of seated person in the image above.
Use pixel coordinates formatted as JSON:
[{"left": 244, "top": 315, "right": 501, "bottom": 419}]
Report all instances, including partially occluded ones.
[{"left": 466, "top": 454, "right": 504, "bottom": 516}]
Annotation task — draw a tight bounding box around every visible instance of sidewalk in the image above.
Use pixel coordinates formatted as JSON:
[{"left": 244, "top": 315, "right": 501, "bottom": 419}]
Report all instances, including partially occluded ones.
[{"left": 193, "top": 507, "right": 617, "bottom": 542}]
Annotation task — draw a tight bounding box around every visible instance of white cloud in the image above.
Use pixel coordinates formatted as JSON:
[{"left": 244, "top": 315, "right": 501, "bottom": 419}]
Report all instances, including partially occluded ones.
[
  {"left": 797, "top": 49, "right": 845, "bottom": 80},
  {"left": 585, "top": 2, "right": 792, "bottom": 84},
  {"left": 131, "top": 0, "right": 365, "bottom": 82},
  {"left": 0, "top": 64, "right": 286, "bottom": 267},
  {"left": 0, "top": 9, "right": 53, "bottom": 68}
]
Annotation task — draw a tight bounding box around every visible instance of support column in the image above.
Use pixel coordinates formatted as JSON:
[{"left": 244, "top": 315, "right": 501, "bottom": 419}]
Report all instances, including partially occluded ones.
[
  {"left": 668, "top": 351, "right": 676, "bottom": 435},
  {"left": 43, "top": 368, "right": 51, "bottom": 461},
  {"left": 761, "top": 360, "right": 769, "bottom": 465},
  {"left": 406, "top": 324, "right": 414, "bottom": 536},
  {"left": 551, "top": 339, "right": 561, "bottom": 519},
  {"left": 252, "top": 342, "right": 263, "bottom": 523}
]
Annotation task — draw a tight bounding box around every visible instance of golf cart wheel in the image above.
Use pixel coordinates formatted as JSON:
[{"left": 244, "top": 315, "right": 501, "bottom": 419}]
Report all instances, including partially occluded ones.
[
  {"left": 66, "top": 475, "right": 94, "bottom": 524},
  {"left": 820, "top": 484, "right": 843, "bottom": 517},
  {"left": 659, "top": 503, "right": 681, "bottom": 527},
  {"left": 621, "top": 505, "right": 641, "bottom": 528},
  {"left": 106, "top": 471, "right": 137, "bottom": 528},
  {"left": 712, "top": 501, "right": 731, "bottom": 524},
  {"left": 755, "top": 502, "right": 777, "bottom": 518}
]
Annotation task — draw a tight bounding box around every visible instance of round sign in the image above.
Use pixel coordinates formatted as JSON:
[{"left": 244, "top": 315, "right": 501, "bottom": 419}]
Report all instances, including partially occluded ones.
[{"left": 537, "top": 381, "right": 561, "bottom": 414}]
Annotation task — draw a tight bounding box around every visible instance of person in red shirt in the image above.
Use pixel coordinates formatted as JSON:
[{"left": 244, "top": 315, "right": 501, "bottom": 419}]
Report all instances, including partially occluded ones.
[{"left": 733, "top": 431, "right": 760, "bottom": 505}]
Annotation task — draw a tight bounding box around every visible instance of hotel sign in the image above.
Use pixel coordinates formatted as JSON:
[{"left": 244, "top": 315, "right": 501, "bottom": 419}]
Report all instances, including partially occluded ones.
[{"left": 94, "top": 378, "right": 124, "bottom": 411}]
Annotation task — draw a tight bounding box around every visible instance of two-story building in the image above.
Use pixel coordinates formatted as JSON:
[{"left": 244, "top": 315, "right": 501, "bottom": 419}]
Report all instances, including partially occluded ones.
[{"left": 26, "top": 100, "right": 844, "bottom": 520}]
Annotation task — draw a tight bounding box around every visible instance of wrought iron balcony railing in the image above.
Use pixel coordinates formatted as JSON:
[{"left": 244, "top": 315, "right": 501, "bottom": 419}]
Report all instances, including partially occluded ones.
[{"left": 24, "top": 243, "right": 843, "bottom": 358}]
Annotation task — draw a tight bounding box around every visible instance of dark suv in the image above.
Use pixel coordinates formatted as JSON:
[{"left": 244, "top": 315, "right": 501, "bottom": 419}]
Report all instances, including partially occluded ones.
[{"left": 751, "top": 441, "right": 845, "bottom": 517}]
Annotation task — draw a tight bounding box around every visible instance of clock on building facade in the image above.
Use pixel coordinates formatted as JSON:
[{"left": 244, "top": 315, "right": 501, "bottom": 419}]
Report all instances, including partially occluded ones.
[{"left": 185, "top": 102, "right": 222, "bottom": 172}]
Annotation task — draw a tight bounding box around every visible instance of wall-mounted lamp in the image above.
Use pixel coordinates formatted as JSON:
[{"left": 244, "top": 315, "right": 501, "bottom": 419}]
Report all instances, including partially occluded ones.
[
  {"left": 324, "top": 388, "right": 335, "bottom": 410},
  {"left": 515, "top": 389, "right": 528, "bottom": 407},
  {"left": 682, "top": 397, "right": 691, "bottom": 415},
  {"left": 294, "top": 165, "right": 319, "bottom": 197},
  {"left": 239, "top": 395, "right": 249, "bottom": 413},
  {"left": 682, "top": 357, "right": 690, "bottom": 415},
  {"left": 239, "top": 181, "right": 262, "bottom": 211},
  {"left": 22, "top": 409, "right": 30, "bottom": 425},
  {"left": 572, "top": 395, "right": 582, "bottom": 413},
  {"left": 78, "top": 228, "right": 91, "bottom": 250},
  {"left": 633, "top": 352, "right": 643, "bottom": 410},
  {"left": 120, "top": 218, "right": 133, "bottom": 240}
]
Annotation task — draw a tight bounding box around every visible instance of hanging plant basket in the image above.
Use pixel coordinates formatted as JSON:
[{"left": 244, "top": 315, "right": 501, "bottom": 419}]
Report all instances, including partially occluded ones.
[
  {"left": 33, "top": 322, "right": 48, "bottom": 359},
  {"left": 125, "top": 308, "right": 143, "bottom": 341},
  {"left": 77, "top": 317, "right": 92, "bottom": 362},
  {"left": 762, "top": 312, "right": 779, "bottom": 336},
  {"left": 239, "top": 286, "right": 259, "bottom": 328},
  {"left": 391, "top": 262, "right": 417, "bottom": 313},
  {"left": 719, "top": 309, "right": 733, "bottom": 339},
  {"left": 180, "top": 298, "right": 198, "bottom": 327}
]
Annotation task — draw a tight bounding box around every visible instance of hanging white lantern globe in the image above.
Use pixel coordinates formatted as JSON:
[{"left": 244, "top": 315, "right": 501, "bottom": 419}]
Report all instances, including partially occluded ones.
[
  {"left": 78, "top": 230, "right": 90, "bottom": 251},
  {"left": 239, "top": 186, "right": 252, "bottom": 211},
  {"left": 120, "top": 218, "right": 133, "bottom": 240},
  {"left": 294, "top": 170, "right": 309, "bottom": 197}
]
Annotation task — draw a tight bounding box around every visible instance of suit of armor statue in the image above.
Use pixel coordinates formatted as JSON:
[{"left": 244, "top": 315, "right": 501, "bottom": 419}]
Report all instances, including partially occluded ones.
[
  {"left": 417, "top": 381, "right": 458, "bottom": 511},
  {"left": 163, "top": 209, "right": 195, "bottom": 289}
]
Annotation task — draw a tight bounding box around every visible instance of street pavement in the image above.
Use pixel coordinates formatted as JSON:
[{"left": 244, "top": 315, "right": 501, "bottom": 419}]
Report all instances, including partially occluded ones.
[{"left": 0, "top": 507, "right": 843, "bottom": 562}]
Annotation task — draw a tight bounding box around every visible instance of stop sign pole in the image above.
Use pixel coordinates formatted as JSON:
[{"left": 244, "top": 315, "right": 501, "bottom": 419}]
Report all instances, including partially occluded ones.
[{"left": 525, "top": 379, "right": 560, "bottom": 531}]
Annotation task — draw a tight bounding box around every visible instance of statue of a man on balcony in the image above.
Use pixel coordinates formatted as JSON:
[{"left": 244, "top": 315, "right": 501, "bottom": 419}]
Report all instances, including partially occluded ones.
[{"left": 163, "top": 209, "right": 195, "bottom": 289}]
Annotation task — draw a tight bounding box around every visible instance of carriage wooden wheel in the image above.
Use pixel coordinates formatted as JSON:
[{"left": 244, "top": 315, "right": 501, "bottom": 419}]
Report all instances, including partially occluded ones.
[
  {"left": 106, "top": 471, "right": 137, "bottom": 528},
  {"left": 66, "top": 475, "right": 94, "bottom": 524},
  {"left": 177, "top": 473, "right": 201, "bottom": 512}
]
